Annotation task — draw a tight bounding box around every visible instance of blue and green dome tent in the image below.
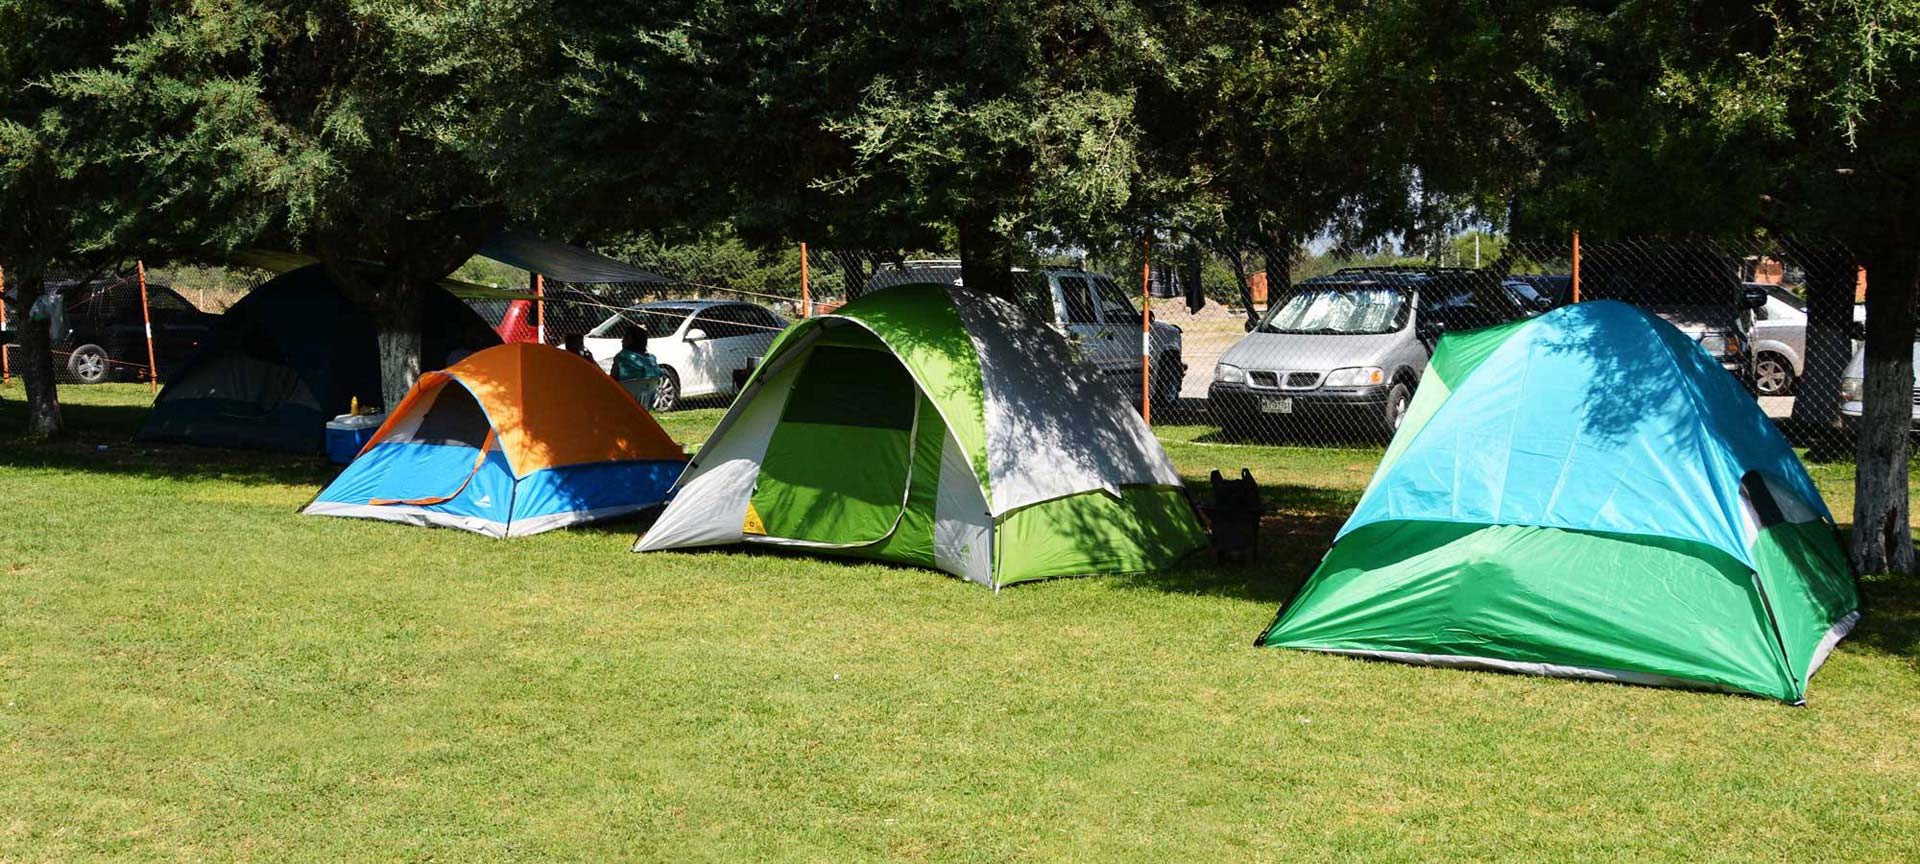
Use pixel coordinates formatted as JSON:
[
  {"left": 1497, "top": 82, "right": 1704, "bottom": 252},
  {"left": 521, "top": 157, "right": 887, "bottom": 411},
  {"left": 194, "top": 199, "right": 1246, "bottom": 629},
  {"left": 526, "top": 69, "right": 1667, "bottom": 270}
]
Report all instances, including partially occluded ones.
[{"left": 1258, "top": 300, "right": 1859, "bottom": 703}]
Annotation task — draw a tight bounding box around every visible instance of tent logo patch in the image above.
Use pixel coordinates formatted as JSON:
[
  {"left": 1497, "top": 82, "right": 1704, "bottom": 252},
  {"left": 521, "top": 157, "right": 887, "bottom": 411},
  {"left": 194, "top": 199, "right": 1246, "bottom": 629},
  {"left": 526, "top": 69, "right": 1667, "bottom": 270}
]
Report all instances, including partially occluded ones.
[{"left": 742, "top": 503, "right": 766, "bottom": 535}]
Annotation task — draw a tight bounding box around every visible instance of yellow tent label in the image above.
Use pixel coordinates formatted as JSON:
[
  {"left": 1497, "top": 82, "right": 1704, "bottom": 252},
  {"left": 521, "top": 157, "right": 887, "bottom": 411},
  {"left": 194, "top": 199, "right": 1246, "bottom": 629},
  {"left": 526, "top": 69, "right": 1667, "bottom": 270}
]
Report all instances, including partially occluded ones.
[{"left": 742, "top": 502, "right": 766, "bottom": 536}]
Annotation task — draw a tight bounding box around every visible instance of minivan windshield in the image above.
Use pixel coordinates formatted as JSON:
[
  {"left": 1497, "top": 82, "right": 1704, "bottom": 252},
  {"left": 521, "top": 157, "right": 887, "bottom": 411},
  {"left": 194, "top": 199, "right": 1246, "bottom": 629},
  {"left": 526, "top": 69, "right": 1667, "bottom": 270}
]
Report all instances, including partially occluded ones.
[{"left": 1258, "top": 284, "right": 1408, "bottom": 335}]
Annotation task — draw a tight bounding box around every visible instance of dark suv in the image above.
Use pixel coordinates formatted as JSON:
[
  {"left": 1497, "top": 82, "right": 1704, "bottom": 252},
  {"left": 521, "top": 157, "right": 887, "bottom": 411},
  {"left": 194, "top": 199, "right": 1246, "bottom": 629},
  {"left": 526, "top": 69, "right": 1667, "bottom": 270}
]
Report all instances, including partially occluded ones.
[{"left": 1, "top": 277, "right": 215, "bottom": 383}]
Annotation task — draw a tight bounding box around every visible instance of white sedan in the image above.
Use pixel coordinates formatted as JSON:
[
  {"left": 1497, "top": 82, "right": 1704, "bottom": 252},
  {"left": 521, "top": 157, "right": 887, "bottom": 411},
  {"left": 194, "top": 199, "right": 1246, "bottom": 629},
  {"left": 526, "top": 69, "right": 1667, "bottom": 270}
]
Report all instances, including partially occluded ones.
[{"left": 584, "top": 300, "right": 787, "bottom": 411}]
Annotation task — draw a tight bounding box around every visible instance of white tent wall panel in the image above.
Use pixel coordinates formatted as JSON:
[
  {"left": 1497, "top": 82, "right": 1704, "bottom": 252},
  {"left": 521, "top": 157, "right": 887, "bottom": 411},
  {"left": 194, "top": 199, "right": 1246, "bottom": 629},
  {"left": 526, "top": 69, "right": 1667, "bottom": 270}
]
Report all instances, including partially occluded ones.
[
  {"left": 948, "top": 289, "right": 1182, "bottom": 515},
  {"left": 932, "top": 431, "right": 996, "bottom": 587},
  {"left": 632, "top": 356, "right": 801, "bottom": 552}
]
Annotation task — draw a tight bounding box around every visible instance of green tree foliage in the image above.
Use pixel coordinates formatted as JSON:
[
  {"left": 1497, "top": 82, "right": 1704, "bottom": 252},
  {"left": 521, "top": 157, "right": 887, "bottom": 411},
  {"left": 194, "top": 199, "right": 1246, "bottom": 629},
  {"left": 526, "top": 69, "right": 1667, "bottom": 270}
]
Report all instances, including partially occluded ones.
[
  {"left": 1488, "top": 0, "right": 1920, "bottom": 573},
  {"left": 547, "top": 1, "right": 1230, "bottom": 301},
  {"left": 96, "top": 0, "right": 570, "bottom": 407},
  {"left": 0, "top": 1, "right": 161, "bottom": 437}
]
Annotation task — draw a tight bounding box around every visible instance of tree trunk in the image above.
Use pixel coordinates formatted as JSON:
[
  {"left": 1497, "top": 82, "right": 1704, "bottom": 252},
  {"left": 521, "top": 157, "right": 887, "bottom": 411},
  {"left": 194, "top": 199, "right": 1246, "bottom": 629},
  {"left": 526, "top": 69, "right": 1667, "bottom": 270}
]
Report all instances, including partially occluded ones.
[
  {"left": 9, "top": 261, "right": 63, "bottom": 438},
  {"left": 956, "top": 214, "right": 1015, "bottom": 302},
  {"left": 1223, "top": 246, "right": 1259, "bottom": 329},
  {"left": 1787, "top": 241, "right": 1854, "bottom": 447},
  {"left": 1850, "top": 244, "right": 1918, "bottom": 575},
  {"left": 370, "top": 279, "right": 423, "bottom": 412},
  {"left": 835, "top": 251, "right": 871, "bottom": 303},
  {"left": 1258, "top": 240, "right": 1292, "bottom": 309}
]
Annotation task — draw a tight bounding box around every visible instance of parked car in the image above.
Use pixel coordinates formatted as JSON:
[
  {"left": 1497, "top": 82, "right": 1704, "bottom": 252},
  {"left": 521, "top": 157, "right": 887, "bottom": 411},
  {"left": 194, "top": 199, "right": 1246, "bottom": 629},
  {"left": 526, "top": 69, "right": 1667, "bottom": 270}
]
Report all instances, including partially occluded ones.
[
  {"left": 1580, "top": 253, "right": 1766, "bottom": 387},
  {"left": 0, "top": 277, "right": 214, "bottom": 383},
  {"left": 465, "top": 287, "right": 609, "bottom": 345},
  {"left": 1210, "top": 267, "right": 1530, "bottom": 438},
  {"left": 1838, "top": 338, "right": 1920, "bottom": 432},
  {"left": 1749, "top": 282, "right": 1808, "bottom": 396},
  {"left": 864, "top": 260, "right": 1187, "bottom": 405},
  {"left": 1503, "top": 274, "right": 1571, "bottom": 308},
  {"left": 582, "top": 300, "right": 786, "bottom": 411}
]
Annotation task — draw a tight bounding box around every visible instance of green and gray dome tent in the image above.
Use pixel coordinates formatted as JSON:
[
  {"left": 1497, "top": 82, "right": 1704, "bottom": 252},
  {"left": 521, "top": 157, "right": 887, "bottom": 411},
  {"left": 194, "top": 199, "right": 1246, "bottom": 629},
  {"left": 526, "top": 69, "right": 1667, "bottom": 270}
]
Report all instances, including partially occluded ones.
[
  {"left": 634, "top": 283, "right": 1207, "bottom": 588},
  {"left": 1257, "top": 300, "right": 1859, "bottom": 703}
]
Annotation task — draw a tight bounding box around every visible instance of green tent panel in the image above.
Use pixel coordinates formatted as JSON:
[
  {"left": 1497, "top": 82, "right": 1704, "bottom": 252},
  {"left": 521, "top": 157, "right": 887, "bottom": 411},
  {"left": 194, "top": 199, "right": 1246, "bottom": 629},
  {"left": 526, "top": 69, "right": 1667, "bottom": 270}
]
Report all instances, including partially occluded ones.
[
  {"left": 1259, "top": 301, "right": 1860, "bottom": 703},
  {"left": 636, "top": 284, "right": 1207, "bottom": 588}
]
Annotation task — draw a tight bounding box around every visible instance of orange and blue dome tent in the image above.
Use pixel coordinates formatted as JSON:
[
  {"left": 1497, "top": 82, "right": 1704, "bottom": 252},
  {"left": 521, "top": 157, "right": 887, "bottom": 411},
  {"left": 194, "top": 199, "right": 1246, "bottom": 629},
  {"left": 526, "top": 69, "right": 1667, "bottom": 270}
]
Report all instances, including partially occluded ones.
[{"left": 303, "top": 342, "right": 686, "bottom": 537}]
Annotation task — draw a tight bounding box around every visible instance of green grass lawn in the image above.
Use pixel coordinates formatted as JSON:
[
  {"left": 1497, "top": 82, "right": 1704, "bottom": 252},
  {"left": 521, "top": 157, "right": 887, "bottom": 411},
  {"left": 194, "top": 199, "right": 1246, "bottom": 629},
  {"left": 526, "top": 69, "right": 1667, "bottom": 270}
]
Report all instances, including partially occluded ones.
[{"left": 2, "top": 383, "right": 1919, "bottom": 862}]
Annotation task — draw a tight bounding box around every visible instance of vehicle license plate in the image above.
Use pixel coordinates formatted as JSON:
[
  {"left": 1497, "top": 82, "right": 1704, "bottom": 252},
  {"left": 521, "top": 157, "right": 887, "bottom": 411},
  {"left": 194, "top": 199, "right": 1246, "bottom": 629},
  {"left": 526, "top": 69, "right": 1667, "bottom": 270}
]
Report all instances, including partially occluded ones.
[{"left": 1260, "top": 397, "right": 1294, "bottom": 414}]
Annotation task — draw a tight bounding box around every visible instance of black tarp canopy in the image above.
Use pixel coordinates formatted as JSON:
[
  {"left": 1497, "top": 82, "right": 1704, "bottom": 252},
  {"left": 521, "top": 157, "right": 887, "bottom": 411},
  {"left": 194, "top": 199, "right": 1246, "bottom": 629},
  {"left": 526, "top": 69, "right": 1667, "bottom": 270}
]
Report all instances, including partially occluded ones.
[
  {"left": 475, "top": 230, "right": 669, "bottom": 285},
  {"left": 234, "top": 230, "right": 670, "bottom": 289}
]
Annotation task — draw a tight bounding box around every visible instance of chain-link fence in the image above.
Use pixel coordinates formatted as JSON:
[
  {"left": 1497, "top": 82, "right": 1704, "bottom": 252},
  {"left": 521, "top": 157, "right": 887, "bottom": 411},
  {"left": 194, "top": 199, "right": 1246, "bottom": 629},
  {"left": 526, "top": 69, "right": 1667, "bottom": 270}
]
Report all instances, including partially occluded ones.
[
  {"left": 0, "top": 269, "right": 233, "bottom": 387},
  {"left": 724, "top": 236, "right": 1857, "bottom": 459},
  {"left": 1111, "top": 234, "right": 1863, "bottom": 458},
  {"left": 501, "top": 234, "right": 1866, "bottom": 460},
  {"left": 35, "top": 233, "right": 1838, "bottom": 460}
]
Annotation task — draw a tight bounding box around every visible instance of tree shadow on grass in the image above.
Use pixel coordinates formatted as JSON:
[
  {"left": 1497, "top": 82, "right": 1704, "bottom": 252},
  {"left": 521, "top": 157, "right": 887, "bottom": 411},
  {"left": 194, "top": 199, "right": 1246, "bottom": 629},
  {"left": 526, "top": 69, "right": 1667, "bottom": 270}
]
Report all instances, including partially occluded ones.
[
  {"left": 1850, "top": 570, "right": 1920, "bottom": 661},
  {"left": 1113, "top": 481, "right": 1357, "bottom": 604},
  {"left": 2, "top": 393, "right": 152, "bottom": 440},
  {"left": 1, "top": 398, "right": 336, "bottom": 488}
]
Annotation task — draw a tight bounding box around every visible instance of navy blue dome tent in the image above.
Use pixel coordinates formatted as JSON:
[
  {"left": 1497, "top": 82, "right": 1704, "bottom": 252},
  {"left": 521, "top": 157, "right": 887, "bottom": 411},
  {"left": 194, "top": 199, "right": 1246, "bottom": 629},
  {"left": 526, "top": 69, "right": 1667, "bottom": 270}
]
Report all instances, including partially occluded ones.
[{"left": 138, "top": 265, "right": 500, "bottom": 453}]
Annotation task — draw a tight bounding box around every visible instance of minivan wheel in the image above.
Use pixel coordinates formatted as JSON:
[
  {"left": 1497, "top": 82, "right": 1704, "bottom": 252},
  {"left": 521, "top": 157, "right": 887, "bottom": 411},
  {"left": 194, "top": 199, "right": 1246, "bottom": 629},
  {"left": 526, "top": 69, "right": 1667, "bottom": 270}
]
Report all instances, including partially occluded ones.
[
  {"left": 67, "top": 344, "right": 111, "bottom": 384},
  {"left": 1380, "top": 382, "right": 1411, "bottom": 437},
  {"left": 1754, "top": 353, "right": 1794, "bottom": 396}
]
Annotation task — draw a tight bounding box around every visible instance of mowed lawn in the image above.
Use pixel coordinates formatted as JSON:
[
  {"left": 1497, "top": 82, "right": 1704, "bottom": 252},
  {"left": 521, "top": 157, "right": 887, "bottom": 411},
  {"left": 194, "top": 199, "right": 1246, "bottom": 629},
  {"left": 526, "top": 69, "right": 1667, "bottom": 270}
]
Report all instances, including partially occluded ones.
[{"left": 3, "top": 383, "right": 1919, "bottom": 862}]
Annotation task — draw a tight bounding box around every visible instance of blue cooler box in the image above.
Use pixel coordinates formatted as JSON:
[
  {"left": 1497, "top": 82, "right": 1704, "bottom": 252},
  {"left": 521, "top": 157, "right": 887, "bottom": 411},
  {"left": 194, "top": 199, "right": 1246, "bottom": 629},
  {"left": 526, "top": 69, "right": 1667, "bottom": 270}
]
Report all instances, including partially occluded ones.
[{"left": 325, "top": 413, "right": 385, "bottom": 464}]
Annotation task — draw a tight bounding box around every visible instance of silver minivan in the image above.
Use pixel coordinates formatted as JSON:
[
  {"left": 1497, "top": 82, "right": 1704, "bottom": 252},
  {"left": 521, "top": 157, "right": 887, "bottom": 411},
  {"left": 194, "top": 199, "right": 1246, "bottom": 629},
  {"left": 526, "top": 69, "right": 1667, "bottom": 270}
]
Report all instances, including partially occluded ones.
[{"left": 1210, "top": 267, "right": 1539, "bottom": 437}]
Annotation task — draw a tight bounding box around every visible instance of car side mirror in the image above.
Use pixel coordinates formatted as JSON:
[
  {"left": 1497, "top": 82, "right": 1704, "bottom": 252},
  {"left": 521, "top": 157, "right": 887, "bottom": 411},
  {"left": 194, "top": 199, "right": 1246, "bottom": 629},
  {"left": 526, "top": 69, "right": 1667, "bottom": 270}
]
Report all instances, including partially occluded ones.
[
  {"left": 685, "top": 328, "right": 708, "bottom": 342},
  {"left": 1417, "top": 318, "right": 1447, "bottom": 342},
  {"left": 1244, "top": 318, "right": 1258, "bottom": 332},
  {"left": 1533, "top": 295, "right": 1554, "bottom": 312},
  {"left": 1849, "top": 320, "right": 1867, "bottom": 341},
  {"left": 1740, "top": 285, "right": 1767, "bottom": 311}
]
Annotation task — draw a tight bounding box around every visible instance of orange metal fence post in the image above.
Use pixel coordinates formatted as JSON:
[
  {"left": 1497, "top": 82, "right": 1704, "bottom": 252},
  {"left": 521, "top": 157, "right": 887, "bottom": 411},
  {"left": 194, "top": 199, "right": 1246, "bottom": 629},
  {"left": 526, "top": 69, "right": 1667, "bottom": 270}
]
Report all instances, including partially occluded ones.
[
  {"left": 534, "top": 272, "right": 546, "bottom": 344},
  {"left": 137, "top": 260, "right": 158, "bottom": 394},
  {"left": 1140, "top": 236, "right": 1153, "bottom": 424},
  {"left": 799, "top": 242, "right": 812, "bottom": 318},
  {"left": 1, "top": 264, "right": 9, "bottom": 384},
  {"left": 1571, "top": 231, "right": 1582, "bottom": 303}
]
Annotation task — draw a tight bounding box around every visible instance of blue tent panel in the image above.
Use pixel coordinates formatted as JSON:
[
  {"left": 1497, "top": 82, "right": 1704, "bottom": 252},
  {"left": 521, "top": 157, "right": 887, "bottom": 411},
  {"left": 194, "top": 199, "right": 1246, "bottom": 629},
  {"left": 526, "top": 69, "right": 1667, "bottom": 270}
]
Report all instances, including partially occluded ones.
[
  {"left": 1340, "top": 301, "right": 1825, "bottom": 567},
  {"left": 307, "top": 441, "right": 678, "bottom": 538},
  {"left": 510, "top": 461, "right": 682, "bottom": 529},
  {"left": 308, "top": 443, "right": 521, "bottom": 535}
]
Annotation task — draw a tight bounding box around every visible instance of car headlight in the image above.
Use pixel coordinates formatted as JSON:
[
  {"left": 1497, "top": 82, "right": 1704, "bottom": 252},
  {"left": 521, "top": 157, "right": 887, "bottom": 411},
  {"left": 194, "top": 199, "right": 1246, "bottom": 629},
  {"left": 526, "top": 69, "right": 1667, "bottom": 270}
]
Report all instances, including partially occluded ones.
[
  {"left": 1841, "top": 376, "right": 1864, "bottom": 402},
  {"left": 1324, "top": 366, "right": 1386, "bottom": 387},
  {"left": 1698, "top": 333, "right": 1743, "bottom": 357},
  {"left": 1215, "top": 363, "right": 1247, "bottom": 385}
]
